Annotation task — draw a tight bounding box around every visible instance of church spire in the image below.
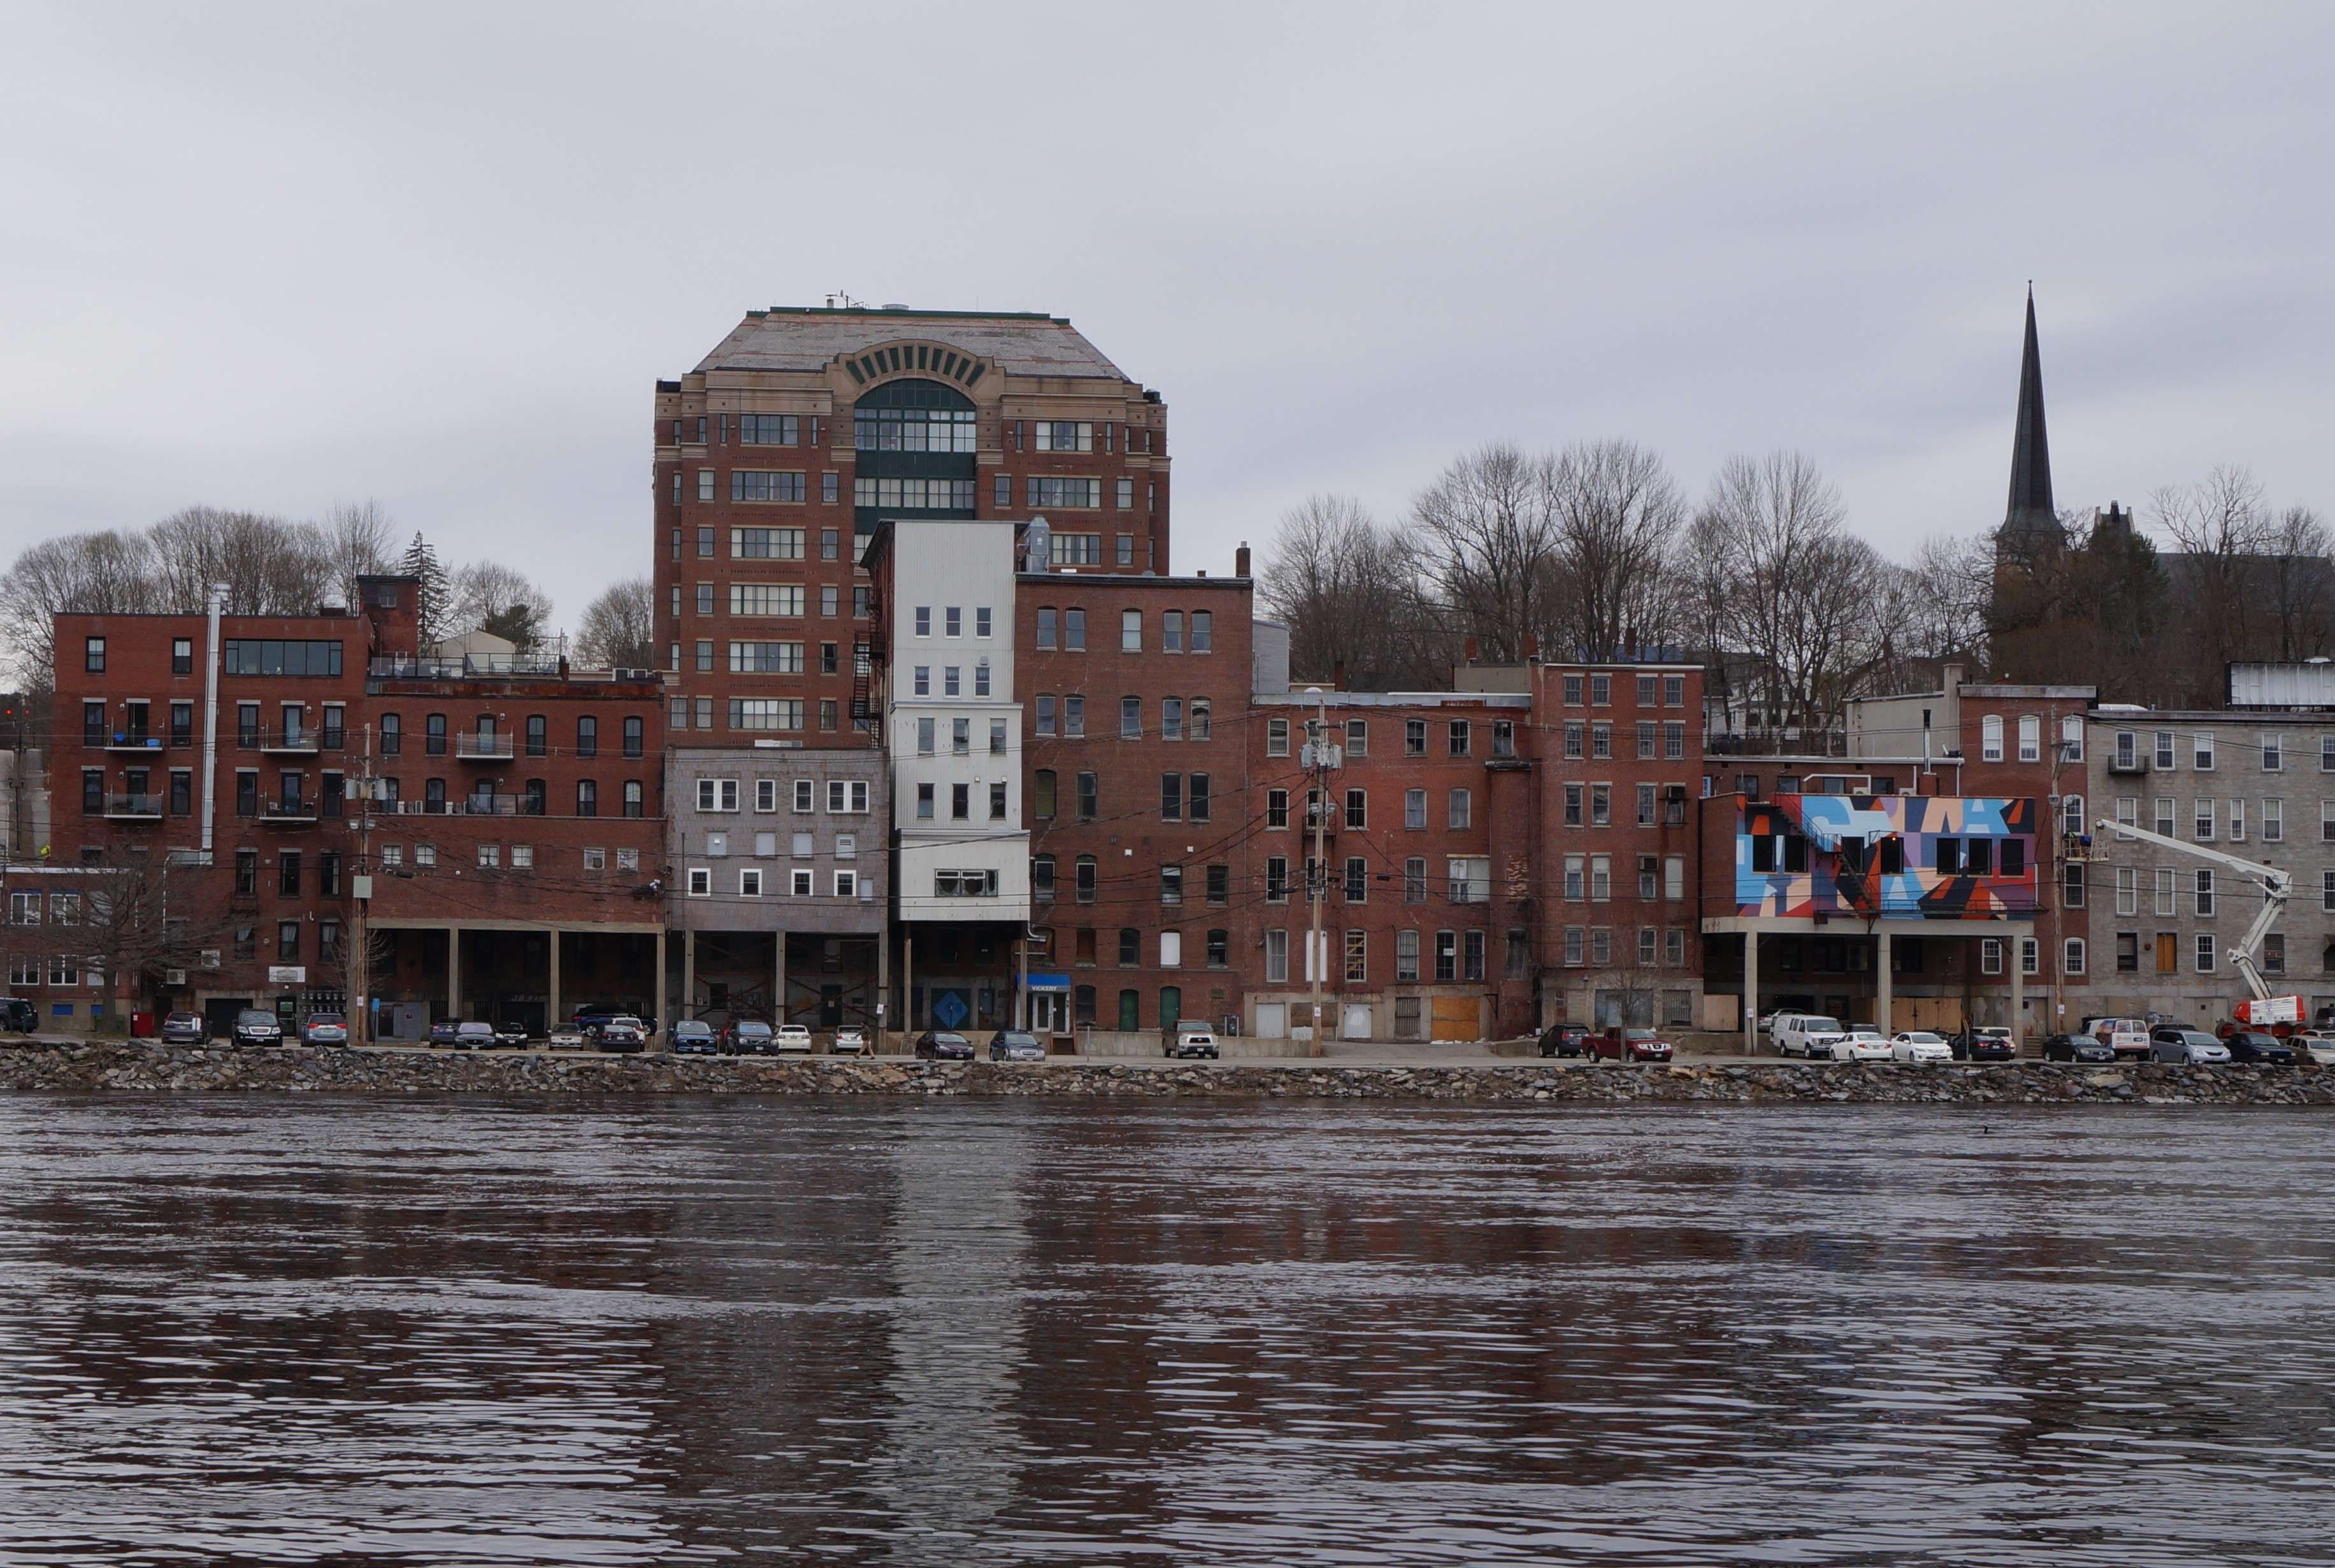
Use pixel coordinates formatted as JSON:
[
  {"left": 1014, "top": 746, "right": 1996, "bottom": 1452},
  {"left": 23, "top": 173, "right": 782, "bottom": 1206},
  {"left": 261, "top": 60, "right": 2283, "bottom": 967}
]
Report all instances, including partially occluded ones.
[{"left": 2003, "top": 284, "right": 2057, "bottom": 535}]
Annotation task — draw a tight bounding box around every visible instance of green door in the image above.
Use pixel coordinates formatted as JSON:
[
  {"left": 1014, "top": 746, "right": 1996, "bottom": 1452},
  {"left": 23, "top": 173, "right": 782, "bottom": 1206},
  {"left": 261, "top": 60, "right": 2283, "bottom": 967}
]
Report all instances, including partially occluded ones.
[
  {"left": 1117, "top": 989, "right": 1140, "bottom": 1030},
  {"left": 1158, "top": 986, "right": 1182, "bottom": 1034}
]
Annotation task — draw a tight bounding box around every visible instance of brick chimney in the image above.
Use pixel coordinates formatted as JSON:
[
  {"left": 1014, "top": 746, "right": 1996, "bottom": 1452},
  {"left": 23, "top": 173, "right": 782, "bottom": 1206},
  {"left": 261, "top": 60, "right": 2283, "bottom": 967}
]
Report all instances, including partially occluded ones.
[
  {"left": 1235, "top": 542, "right": 1251, "bottom": 577},
  {"left": 1463, "top": 636, "right": 1479, "bottom": 665},
  {"left": 1333, "top": 658, "right": 1347, "bottom": 691}
]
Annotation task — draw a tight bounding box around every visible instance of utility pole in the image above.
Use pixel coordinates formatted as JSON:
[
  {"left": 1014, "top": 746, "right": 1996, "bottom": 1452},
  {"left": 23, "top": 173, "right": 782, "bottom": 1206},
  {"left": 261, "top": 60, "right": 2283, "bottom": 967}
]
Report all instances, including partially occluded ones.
[
  {"left": 1302, "top": 685, "right": 1337, "bottom": 1058},
  {"left": 348, "top": 723, "right": 375, "bottom": 1046}
]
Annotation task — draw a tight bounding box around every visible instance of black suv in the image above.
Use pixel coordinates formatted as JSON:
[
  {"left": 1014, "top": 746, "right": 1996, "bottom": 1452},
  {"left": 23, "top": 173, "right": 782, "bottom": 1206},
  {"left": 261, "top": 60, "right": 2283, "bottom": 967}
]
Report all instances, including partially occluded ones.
[
  {"left": 2224, "top": 1030, "right": 2296, "bottom": 1066},
  {"left": 1539, "top": 1023, "right": 1591, "bottom": 1058}
]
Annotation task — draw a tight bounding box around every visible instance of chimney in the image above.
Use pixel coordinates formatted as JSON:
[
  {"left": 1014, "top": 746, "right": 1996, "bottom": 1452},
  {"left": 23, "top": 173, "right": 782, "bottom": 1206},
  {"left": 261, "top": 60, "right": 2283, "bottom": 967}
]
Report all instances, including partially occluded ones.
[
  {"left": 1942, "top": 660, "right": 1965, "bottom": 694},
  {"left": 1523, "top": 633, "right": 1539, "bottom": 659},
  {"left": 1235, "top": 542, "right": 1251, "bottom": 577},
  {"left": 1463, "top": 636, "right": 1479, "bottom": 665},
  {"left": 1332, "top": 658, "right": 1347, "bottom": 691}
]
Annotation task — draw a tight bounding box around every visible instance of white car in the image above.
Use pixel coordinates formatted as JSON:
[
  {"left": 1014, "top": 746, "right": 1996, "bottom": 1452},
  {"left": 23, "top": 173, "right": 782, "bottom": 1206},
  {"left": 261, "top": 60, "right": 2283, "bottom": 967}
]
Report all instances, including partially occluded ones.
[
  {"left": 1890, "top": 1030, "right": 1953, "bottom": 1064},
  {"left": 547, "top": 1027, "right": 587, "bottom": 1050},
  {"left": 1776, "top": 1014, "right": 1848, "bottom": 1058},
  {"left": 773, "top": 1023, "right": 814, "bottom": 1054},
  {"left": 2291, "top": 1030, "right": 2335, "bottom": 1067},
  {"left": 2090, "top": 1016, "right": 2152, "bottom": 1060},
  {"left": 830, "top": 1026, "right": 868, "bottom": 1056},
  {"left": 1826, "top": 1026, "right": 1892, "bottom": 1063}
]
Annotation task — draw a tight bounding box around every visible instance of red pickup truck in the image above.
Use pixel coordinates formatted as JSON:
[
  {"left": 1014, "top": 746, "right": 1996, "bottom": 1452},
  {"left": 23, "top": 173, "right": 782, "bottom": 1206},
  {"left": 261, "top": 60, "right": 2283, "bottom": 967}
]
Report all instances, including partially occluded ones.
[{"left": 1590, "top": 1026, "right": 1675, "bottom": 1063}]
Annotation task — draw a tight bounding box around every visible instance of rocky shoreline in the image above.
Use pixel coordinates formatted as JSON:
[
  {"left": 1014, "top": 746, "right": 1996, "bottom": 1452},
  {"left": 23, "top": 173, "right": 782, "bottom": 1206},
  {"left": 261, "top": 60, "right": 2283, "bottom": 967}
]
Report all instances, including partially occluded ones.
[{"left": 3, "top": 1041, "right": 2332, "bottom": 1105}]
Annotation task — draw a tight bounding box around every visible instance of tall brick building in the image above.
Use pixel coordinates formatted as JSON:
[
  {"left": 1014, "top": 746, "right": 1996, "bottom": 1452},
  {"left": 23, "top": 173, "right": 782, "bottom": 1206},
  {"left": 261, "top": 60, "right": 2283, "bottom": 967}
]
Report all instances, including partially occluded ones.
[{"left": 652, "top": 306, "right": 1170, "bottom": 748}]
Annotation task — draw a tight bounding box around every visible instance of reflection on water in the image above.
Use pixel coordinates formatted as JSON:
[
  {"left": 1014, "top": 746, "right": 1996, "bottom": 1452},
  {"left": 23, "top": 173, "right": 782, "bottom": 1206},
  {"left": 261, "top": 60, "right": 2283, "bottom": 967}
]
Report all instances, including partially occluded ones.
[{"left": 0, "top": 1097, "right": 2330, "bottom": 1565}]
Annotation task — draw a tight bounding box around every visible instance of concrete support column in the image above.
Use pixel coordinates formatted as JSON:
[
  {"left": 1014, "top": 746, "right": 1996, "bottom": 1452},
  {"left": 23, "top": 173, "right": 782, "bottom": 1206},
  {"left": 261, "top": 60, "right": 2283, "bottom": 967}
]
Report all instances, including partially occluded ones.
[
  {"left": 653, "top": 927, "right": 666, "bottom": 1030},
  {"left": 681, "top": 928, "right": 695, "bottom": 1025},
  {"left": 547, "top": 926, "right": 561, "bottom": 1035},
  {"left": 447, "top": 924, "right": 462, "bottom": 1021},
  {"left": 1876, "top": 928, "right": 1893, "bottom": 1037},
  {"left": 1742, "top": 931, "right": 1760, "bottom": 1054},
  {"left": 2009, "top": 931, "right": 2025, "bottom": 1044},
  {"left": 903, "top": 931, "right": 914, "bottom": 1039},
  {"left": 773, "top": 930, "right": 787, "bottom": 1028}
]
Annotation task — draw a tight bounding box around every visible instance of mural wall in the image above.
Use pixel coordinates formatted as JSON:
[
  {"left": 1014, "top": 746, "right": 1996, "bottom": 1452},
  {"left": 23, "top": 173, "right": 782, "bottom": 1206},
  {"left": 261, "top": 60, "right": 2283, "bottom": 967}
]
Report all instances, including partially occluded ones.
[{"left": 1733, "top": 794, "right": 2038, "bottom": 919}]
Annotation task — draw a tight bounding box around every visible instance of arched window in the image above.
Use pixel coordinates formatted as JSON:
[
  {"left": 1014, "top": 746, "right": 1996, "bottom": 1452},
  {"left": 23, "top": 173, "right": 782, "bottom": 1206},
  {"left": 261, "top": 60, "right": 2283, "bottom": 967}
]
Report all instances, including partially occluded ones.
[
  {"left": 424, "top": 777, "right": 446, "bottom": 813},
  {"left": 525, "top": 715, "right": 547, "bottom": 758},
  {"left": 622, "top": 716, "right": 643, "bottom": 759},
  {"left": 577, "top": 716, "right": 598, "bottom": 758},
  {"left": 577, "top": 780, "right": 598, "bottom": 817},
  {"left": 379, "top": 713, "right": 402, "bottom": 756},
  {"left": 622, "top": 780, "right": 643, "bottom": 819},
  {"left": 1033, "top": 769, "right": 1056, "bottom": 820},
  {"left": 425, "top": 713, "right": 447, "bottom": 756},
  {"left": 523, "top": 779, "right": 546, "bottom": 816},
  {"left": 1075, "top": 856, "right": 1096, "bottom": 903}
]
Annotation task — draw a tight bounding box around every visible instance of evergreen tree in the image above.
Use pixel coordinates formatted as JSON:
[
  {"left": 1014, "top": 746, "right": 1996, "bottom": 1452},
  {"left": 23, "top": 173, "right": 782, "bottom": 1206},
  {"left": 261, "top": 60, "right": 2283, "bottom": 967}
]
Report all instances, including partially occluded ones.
[{"left": 399, "top": 531, "right": 449, "bottom": 645}]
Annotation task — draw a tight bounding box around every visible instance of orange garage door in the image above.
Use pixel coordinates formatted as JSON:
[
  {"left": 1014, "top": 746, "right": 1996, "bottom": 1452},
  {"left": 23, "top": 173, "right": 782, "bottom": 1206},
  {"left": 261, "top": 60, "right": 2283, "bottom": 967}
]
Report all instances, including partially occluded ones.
[{"left": 1430, "top": 995, "right": 1478, "bottom": 1042}]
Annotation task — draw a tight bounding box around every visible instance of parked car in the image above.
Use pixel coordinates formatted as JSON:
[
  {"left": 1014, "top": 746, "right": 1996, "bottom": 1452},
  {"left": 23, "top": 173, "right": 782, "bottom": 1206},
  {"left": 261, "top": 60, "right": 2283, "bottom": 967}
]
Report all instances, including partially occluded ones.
[
  {"left": 2291, "top": 1030, "right": 2335, "bottom": 1067},
  {"left": 300, "top": 1013, "right": 348, "bottom": 1046},
  {"left": 232, "top": 1009, "right": 284, "bottom": 1047},
  {"left": 594, "top": 1015, "right": 647, "bottom": 1053},
  {"left": 2150, "top": 1026, "right": 2231, "bottom": 1066},
  {"left": 1166, "top": 1026, "right": 1220, "bottom": 1060},
  {"left": 1537, "top": 1023, "right": 1591, "bottom": 1058},
  {"left": 990, "top": 1030, "right": 1047, "bottom": 1062},
  {"left": 722, "top": 1020, "right": 775, "bottom": 1055},
  {"left": 546, "top": 1026, "right": 587, "bottom": 1050},
  {"left": 914, "top": 1030, "right": 974, "bottom": 1061},
  {"left": 1590, "top": 1026, "right": 1675, "bottom": 1063},
  {"left": 492, "top": 1021, "right": 529, "bottom": 1049},
  {"left": 2043, "top": 1032, "right": 2116, "bottom": 1063},
  {"left": 1890, "top": 1030, "right": 1953, "bottom": 1064},
  {"left": 830, "top": 1025, "right": 868, "bottom": 1056},
  {"left": 574, "top": 1005, "right": 654, "bottom": 1037},
  {"left": 159, "top": 1010, "right": 207, "bottom": 1045},
  {"left": 1825, "top": 1026, "right": 1893, "bottom": 1063},
  {"left": 2223, "top": 1030, "right": 2296, "bottom": 1066},
  {"left": 670, "top": 1020, "right": 719, "bottom": 1056},
  {"left": 1951, "top": 1026, "right": 2018, "bottom": 1061},
  {"left": 1774, "top": 1014, "right": 1847, "bottom": 1058},
  {"left": 454, "top": 1021, "right": 497, "bottom": 1050},
  {"left": 2090, "top": 1017, "right": 2152, "bottom": 1059},
  {"left": 428, "top": 1018, "right": 460, "bottom": 1045},
  {"left": 773, "top": 1023, "right": 814, "bottom": 1054},
  {"left": 0, "top": 996, "right": 36, "bottom": 1033}
]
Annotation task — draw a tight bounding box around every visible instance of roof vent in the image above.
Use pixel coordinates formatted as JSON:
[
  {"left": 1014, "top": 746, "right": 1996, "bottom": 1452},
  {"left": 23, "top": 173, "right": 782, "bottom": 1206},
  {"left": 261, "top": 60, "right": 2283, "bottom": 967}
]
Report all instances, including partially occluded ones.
[{"left": 881, "top": 301, "right": 910, "bottom": 311}]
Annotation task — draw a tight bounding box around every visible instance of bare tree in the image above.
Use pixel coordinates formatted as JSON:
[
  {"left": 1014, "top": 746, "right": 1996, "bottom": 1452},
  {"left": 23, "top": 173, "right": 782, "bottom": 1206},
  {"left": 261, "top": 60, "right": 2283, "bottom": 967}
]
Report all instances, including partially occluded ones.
[
  {"left": 575, "top": 578, "right": 656, "bottom": 671},
  {"left": 1411, "top": 444, "right": 1563, "bottom": 665},
  {"left": 0, "top": 531, "right": 162, "bottom": 700},
  {"left": 2262, "top": 504, "right": 2335, "bottom": 666},
  {"left": 1692, "top": 452, "right": 1875, "bottom": 746},
  {"left": 1259, "top": 495, "right": 1449, "bottom": 687},
  {"left": 449, "top": 560, "right": 554, "bottom": 651},
  {"left": 1546, "top": 438, "right": 1685, "bottom": 659},
  {"left": 148, "top": 507, "right": 333, "bottom": 615},
  {"left": 2152, "top": 466, "right": 2273, "bottom": 702},
  {"left": 6, "top": 852, "right": 237, "bottom": 1027},
  {"left": 318, "top": 500, "right": 399, "bottom": 602}
]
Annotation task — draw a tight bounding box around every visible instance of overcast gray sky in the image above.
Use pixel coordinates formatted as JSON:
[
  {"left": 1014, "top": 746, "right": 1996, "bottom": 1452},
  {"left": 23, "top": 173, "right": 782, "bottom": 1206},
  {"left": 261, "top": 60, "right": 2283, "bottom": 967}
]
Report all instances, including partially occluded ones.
[{"left": 4, "top": 3, "right": 2331, "bottom": 631}]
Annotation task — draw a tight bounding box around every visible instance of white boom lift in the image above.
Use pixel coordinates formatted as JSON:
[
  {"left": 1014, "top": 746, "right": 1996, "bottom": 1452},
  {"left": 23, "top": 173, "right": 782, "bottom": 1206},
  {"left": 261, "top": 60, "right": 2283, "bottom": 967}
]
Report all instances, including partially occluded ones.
[{"left": 2095, "top": 817, "right": 2302, "bottom": 1025}]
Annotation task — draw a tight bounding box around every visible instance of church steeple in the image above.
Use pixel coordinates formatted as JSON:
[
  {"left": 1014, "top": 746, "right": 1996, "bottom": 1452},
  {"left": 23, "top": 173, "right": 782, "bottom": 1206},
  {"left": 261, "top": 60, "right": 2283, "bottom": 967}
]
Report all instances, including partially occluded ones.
[{"left": 2003, "top": 284, "right": 2057, "bottom": 537}]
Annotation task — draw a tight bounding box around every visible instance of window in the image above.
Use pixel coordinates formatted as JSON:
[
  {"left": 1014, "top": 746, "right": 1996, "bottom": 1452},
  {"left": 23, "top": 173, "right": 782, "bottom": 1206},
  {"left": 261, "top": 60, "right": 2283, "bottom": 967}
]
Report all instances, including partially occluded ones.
[
  {"left": 1405, "top": 858, "right": 1427, "bottom": 904},
  {"left": 2195, "top": 734, "right": 2215, "bottom": 770},
  {"left": 219, "top": 639, "right": 342, "bottom": 677},
  {"left": 1191, "top": 772, "right": 1211, "bottom": 822},
  {"left": 1121, "top": 698, "right": 1141, "bottom": 739},
  {"left": 1344, "top": 856, "right": 1367, "bottom": 902},
  {"left": 2116, "top": 865, "right": 2138, "bottom": 915},
  {"left": 2195, "top": 799, "right": 2215, "bottom": 841},
  {"left": 1448, "top": 720, "right": 1470, "bottom": 757},
  {"left": 1265, "top": 930, "right": 1289, "bottom": 984},
  {"left": 729, "top": 584, "right": 805, "bottom": 617},
  {"left": 952, "top": 783, "right": 970, "bottom": 820},
  {"left": 1448, "top": 789, "right": 1471, "bottom": 830},
  {"left": 2018, "top": 714, "right": 2041, "bottom": 762},
  {"left": 1590, "top": 854, "right": 1611, "bottom": 900},
  {"left": 575, "top": 716, "right": 598, "bottom": 758},
  {"left": 1592, "top": 724, "right": 1611, "bottom": 760},
  {"left": 1267, "top": 856, "right": 1289, "bottom": 903},
  {"left": 1161, "top": 865, "right": 1184, "bottom": 905},
  {"left": 2020, "top": 936, "right": 2040, "bottom": 976},
  {"left": 1665, "top": 722, "right": 1685, "bottom": 760},
  {"left": 1033, "top": 854, "right": 1056, "bottom": 901},
  {"left": 1344, "top": 788, "right": 1367, "bottom": 830},
  {"left": 1435, "top": 931, "right": 1458, "bottom": 982},
  {"left": 990, "top": 781, "right": 1007, "bottom": 820},
  {"left": 1981, "top": 939, "right": 2003, "bottom": 975},
  {"left": 2196, "top": 933, "right": 2216, "bottom": 972},
  {"left": 1161, "top": 611, "right": 1184, "bottom": 653},
  {"left": 1267, "top": 788, "right": 1290, "bottom": 830},
  {"left": 1590, "top": 673, "right": 1611, "bottom": 705},
  {"left": 2195, "top": 870, "right": 2215, "bottom": 917},
  {"left": 1637, "top": 721, "right": 1656, "bottom": 760},
  {"left": 1637, "top": 784, "right": 1657, "bottom": 828},
  {"left": 1565, "top": 854, "right": 1584, "bottom": 899},
  {"left": 1404, "top": 789, "right": 1426, "bottom": 830},
  {"left": 1077, "top": 772, "right": 1097, "bottom": 819},
  {"left": 828, "top": 779, "right": 868, "bottom": 814},
  {"left": 1981, "top": 714, "right": 2003, "bottom": 762},
  {"left": 2264, "top": 733, "right": 2285, "bottom": 772},
  {"left": 731, "top": 699, "right": 804, "bottom": 731},
  {"left": 2156, "top": 867, "right": 2176, "bottom": 916},
  {"left": 1565, "top": 724, "right": 1584, "bottom": 759},
  {"left": 1591, "top": 785, "right": 1609, "bottom": 826},
  {"left": 1161, "top": 698, "right": 1182, "bottom": 740},
  {"left": 2231, "top": 798, "right": 2246, "bottom": 842}
]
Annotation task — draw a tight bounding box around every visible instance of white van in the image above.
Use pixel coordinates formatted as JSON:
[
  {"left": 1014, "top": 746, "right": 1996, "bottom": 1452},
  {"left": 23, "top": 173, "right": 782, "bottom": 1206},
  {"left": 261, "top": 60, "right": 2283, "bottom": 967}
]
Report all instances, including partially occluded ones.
[
  {"left": 1776, "top": 1014, "right": 1848, "bottom": 1058},
  {"left": 2089, "top": 1017, "right": 2151, "bottom": 1060}
]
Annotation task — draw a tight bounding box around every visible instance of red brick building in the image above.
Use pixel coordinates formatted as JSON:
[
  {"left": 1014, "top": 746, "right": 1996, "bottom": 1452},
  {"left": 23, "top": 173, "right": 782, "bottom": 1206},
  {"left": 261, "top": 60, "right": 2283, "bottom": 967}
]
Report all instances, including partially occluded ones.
[
  {"left": 653, "top": 305, "right": 1170, "bottom": 749},
  {"left": 42, "top": 575, "right": 666, "bottom": 1037},
  {"left": 1017, "top": 565, "right": 1253, "bottom": 1041}
]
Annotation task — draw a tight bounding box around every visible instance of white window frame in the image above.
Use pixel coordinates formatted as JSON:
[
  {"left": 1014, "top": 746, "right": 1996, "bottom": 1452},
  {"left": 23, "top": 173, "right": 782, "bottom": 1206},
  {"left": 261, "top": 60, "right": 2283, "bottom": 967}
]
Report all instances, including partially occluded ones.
[
  {"left": 1981, "top": 714, "right": 2003, "bottom": 763},
  {"left": 686, "top": 867, "right": 711, "bottom": 896}
]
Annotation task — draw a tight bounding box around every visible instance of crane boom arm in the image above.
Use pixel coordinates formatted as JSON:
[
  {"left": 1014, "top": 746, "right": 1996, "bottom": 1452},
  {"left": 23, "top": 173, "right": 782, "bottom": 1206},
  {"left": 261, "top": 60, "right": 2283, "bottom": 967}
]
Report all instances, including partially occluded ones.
[{"left": 2094, "top": 817, "right": 2288, "bottom": 1004}]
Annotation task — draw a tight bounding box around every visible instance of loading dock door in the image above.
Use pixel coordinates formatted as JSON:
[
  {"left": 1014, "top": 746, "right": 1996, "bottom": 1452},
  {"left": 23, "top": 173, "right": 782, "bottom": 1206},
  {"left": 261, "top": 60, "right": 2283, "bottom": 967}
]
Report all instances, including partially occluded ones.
[{"left": 1431, "top": 995, "right": 1477, "bottom": 1041}]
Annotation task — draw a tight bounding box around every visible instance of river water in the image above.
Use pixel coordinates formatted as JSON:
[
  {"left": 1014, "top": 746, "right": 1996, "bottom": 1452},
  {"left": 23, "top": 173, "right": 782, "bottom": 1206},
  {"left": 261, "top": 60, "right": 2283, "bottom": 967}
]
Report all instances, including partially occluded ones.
[{"left": 0, "top": 1096, "right": 2328, "bottom": 1567}]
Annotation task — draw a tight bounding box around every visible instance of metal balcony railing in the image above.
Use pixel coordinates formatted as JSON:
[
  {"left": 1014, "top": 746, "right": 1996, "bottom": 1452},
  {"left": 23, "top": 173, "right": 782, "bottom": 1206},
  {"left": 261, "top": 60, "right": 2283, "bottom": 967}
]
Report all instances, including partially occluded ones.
[
  {"left": 103, "top": 793, "right": 164, "bottom": 819},
  {"left": 259, "top": 798, "right": 320, "bottom": 824},
  {"left": 454, "top": 732, "right": 515, "bottom": 760},
  {"left": 102, "top": 731, "right": 162, "bottom": 753}
]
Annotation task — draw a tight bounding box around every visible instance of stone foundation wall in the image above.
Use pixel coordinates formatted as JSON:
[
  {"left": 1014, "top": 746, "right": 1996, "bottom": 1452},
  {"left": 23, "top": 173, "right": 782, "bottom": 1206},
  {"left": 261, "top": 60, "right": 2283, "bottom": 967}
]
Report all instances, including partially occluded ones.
[{"left": 3, "top": 1042, "right": 2333, "bottom": 1105}]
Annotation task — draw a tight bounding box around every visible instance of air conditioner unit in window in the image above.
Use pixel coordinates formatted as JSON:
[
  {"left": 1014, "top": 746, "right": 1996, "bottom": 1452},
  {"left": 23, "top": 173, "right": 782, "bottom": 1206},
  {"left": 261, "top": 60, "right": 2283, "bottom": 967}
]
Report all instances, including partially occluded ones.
[
  {"left": 164, "top": 968, "right": 187, "bottom": 986},
  {"left": 198, "top": 949, "right": 221, "bottom": 970}
]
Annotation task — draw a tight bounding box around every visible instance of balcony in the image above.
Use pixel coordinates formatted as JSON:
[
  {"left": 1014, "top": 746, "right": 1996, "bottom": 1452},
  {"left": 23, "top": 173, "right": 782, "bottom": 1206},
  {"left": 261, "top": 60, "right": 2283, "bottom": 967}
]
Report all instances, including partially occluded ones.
[
  {"left": 102, "top": 731, "right": 164, "bottom": 754},
  {"left": 2106, "top": 752, "right": 2150, "bottom": 777},
  {"left": 103, "top": 793, "right": 164, "bottom": 820},
  {"left": 258, "top": 726, "right": 326, "bottom": 755},
  {"left": 259, "top": 798, "right": 320, "bottom": 825},
  {"left": 454, "top": 732, "right": 515, "bottom": 761}
]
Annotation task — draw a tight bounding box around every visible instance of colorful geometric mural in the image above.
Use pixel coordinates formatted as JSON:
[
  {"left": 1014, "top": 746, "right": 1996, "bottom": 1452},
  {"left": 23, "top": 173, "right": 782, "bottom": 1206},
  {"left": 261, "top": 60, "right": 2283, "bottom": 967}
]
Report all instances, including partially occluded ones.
[{"left": 1734, "top": 794, "right": 2037, "bottom": 919}]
